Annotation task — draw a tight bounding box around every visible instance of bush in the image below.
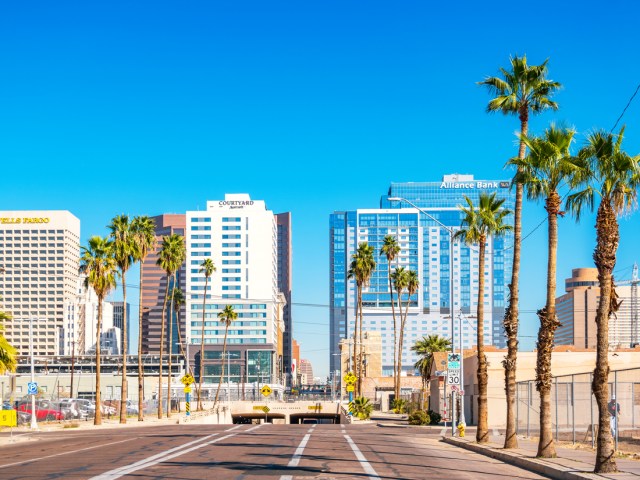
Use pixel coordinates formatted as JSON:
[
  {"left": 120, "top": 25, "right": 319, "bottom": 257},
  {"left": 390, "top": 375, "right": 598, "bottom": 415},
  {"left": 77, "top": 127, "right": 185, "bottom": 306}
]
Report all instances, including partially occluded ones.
[
  {"left": 408, "top": 410, "right": 431, "bottom": 426},
  {"left": 349, "top": 396, "right": 373, "bottom": 420},
  {"left": 427, "top": 409, "right": 442, "bottom": 425},
  {"left": 391, "top": 398, "right": 407, "bottom": 414}
]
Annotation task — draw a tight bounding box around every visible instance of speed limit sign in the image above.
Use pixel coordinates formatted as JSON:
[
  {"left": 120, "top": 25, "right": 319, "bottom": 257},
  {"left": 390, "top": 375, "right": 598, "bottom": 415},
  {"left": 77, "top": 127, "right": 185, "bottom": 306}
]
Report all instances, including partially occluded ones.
[{"left": 447, "top": 369, "right": 460, "bottom": 386}]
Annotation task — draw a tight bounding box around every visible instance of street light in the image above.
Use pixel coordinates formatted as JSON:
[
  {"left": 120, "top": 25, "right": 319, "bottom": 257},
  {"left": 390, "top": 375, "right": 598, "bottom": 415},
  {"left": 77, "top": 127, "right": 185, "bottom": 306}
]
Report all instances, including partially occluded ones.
[
  {"left": 387, "top": 197, "right": 465, "bottom": 430},
  {"left": 25, "top": 317, "right": 38, "bottom": 430},
  {"left": 221, "top": 352, "right": 239, "bottom": 402}
]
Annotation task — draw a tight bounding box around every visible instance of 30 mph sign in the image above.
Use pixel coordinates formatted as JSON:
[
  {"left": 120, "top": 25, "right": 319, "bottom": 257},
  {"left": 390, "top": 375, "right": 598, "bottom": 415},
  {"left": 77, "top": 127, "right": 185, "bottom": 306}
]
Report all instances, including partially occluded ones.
[{"left": 447, "top": 369, "right": 461, "bottom": 386}]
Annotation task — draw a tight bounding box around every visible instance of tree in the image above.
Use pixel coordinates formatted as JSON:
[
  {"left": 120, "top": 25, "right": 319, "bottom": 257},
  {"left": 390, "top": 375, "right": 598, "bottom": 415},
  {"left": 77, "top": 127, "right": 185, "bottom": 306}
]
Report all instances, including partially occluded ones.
[
  {"left": 511, "top": 124, "right": 587, "bottom": 457},
  {"left": 347, "top": 242, "right": 376, "bottom": 396},
  {"left": 0, "top": 309, "right": 17, "bottom": 374},
  {"left": 171, "top": 287, "right": 188, "bottom": 373},
  {"left": 198, "top": 258, "right": 216, "bottom": 411},
  {"left": 213, "top": 305, "right": 238, "bottom": 407},
  {"left": 391, "top": 267, "right": 408, "bottom": 400},
  {"left": 566, "top": 126, "right": 640, "bottom": 473},
  {"left": 108, "top": 214, "right": 135, "bottom": 424},
  {"left": 156, "top": 234, "right": 186, "bottom": 419},
  {"left": 412, "top": 335, "right": 451, "bottom": 408},
  {"left": 479, "top": 55, "right": 560, "bottom": 449},
  {"left": 380, "top": 235, "right": 401, "bottom": 400},
  {"left": 455, "top": 193, "right": 512, "bottom": 443},
  {"left": 131, "top": 215, "right": 156, "bottom": 421},
  {"left": 80, "top": 236, "right": 117, "bottom": 426},
  {"left": 397, "top": 270, "right": 418, "bottom": 403}
]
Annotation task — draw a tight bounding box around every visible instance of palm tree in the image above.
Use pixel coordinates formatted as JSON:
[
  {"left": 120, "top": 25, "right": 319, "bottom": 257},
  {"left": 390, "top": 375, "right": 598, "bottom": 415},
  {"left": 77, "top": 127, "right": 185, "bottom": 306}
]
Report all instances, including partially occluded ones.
[
  {"left": 198, "top": 258, "right": 216, "bottom": 411},
  {"left": 108, "top": 214, "right": 135, "bottom": 424},
  {"left": 0, "top": 309, "right": 17, "bottom": 374},
  {"left": 80, "top": 236, "right": 117, "bottom": 426},
  {"left": 171, "top": 287, "right": 189, "bottom": 373},
  {"left": 347, "top": 242, "right": 376, "bottom": 396},
  {"left": 380, "top": 235, "right": 401, "bottom": 395},
  {"left": 213, "top": 305, "right": 238, "bottom": 407},
  {"left": 455, "top": 193, "right": 512, "bottom": 443},
  {"left": 412, "top": 335, "right": 451, "bottom": 409},
  {"left": 566, "top": 127, "right": 640, "bottom": 473},
  {"left": 511, "top": 124, "right": 587, "bottom": 457},
  {"left": 479, "top": 55, "right": 560, "bottom": 449},
  {"left": 397, "top": 270, "right": 418, "bottom": 402},
  {"left": 391, "top": 267, "right": 408, "bottom": 399},
  {"left": 131, "top": 215, "right": 156, "bottom": 421},
  {"left": 156, "top": 234, "right": 186, "bottom": 419}
]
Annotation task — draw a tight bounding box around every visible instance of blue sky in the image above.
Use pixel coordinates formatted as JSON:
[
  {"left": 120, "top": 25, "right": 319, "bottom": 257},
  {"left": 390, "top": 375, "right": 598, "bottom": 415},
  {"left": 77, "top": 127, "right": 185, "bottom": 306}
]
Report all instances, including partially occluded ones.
[{"left": 2, "top": 1, "right": 639, "bottom": 377}]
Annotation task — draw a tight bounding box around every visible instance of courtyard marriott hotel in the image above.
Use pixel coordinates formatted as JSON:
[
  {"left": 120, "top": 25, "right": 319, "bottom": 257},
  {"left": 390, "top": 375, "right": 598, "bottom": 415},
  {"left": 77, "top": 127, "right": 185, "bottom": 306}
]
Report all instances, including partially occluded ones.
[
  {"left": 329, "top": 174, "right": 514, "bottom": 376},
  {"left": 0, "top": 211, "right": 80, "bottom": 356}
]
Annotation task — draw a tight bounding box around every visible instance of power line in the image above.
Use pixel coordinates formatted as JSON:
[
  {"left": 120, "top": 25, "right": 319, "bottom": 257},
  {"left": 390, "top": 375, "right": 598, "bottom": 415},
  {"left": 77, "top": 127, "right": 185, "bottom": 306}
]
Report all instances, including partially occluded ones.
[{"left": 611, "top": 83, "right": 640, "bottom": 132}]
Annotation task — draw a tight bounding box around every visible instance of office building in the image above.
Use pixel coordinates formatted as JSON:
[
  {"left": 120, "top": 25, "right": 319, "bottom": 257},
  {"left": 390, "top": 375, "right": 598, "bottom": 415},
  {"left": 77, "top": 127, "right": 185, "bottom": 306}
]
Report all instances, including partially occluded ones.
[
  {"left": 329, "top": 174, "right": 514, "bottom": 376},
  {"left": 185, "top": 194, "right": 286, "bottom": 386},
  {"left": 110, "top": 301, "right": 131, "bottom": 354},
  {"left": 276, "top": 212, "right": 294, "bottom": 385},
  {"left": 0, "top": 211, "right": 80, "bottom": 356},
  {"left": 299, "top": 358, "right": 314, "bottom": 385},
  {"left": 140, "top": 214, "right": 186, "bottom": 354},
  {"left": 556, "top": 267, "right": 640, "bottom": 348}
]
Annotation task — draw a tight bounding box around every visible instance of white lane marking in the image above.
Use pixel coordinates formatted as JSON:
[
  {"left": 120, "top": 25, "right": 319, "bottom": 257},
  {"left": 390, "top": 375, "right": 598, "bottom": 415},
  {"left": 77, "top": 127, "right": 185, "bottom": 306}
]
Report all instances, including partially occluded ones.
[
  {"left": 288, "top": 433, "right": 311, "bottom": 467},
  {"left": 0, "top": 438, "right": 136, "bottom": 469},
  {"left": 280, "top": 477, "right": 293, "bottom": 480},
  {"left": 90, "top": 425, "right": 245, "bottom": 480},
  {"left": 344, "top": 434, "right": 380, "bottom": 480}
]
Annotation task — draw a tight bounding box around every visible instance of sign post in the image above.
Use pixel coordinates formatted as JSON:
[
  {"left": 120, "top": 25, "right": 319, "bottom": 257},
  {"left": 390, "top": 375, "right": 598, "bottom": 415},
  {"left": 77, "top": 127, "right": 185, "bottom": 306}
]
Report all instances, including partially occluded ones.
[
  {"left": 344, "top": 372, "right": 357, "bottom": 415},
  {"left": 181, "top": 374, "right": 195, "bottom": 418}
]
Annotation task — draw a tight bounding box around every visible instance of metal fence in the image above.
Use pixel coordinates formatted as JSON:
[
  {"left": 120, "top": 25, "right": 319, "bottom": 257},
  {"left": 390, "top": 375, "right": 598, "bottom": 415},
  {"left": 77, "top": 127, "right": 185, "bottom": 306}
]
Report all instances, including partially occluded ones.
[{"left": 516, "top": 367, "right": 640, "bottom": 451}]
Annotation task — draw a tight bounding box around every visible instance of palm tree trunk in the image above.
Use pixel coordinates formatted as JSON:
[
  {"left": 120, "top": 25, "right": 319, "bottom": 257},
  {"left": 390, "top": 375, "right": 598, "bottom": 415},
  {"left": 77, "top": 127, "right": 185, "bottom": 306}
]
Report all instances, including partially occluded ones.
[
  {"left": 198, "top": 276, "right": 208, "bottom": 411},
  {"left": 214, "top": 324, "right": 230, "bottom": 406},
  {"left": 352, "top": 284, "right": 360, "bottom": 395},
  {"left": 476, "top": 237, "right": 489, "bottom": 443},
  {"left": 158, "top": 278, "right": 169, "bottom": 419},
  {"left": 389, "top": 270, "right": 397, "bottom": 404},
  {"left": 503, "top": 115, "right": 528, "bottom": 449},
  {"left": 167, "top": 274, "right": 176, "bottom": 418},
  {"left": 536, "top": 195, "right": 561, "bottom": 458},
  {"left": 137, "top": 262, "right": 144, "bottom": 421},
  {"left": 358, "top": 292, "right": 364, "bottom": 396},
  {"left": 119, "top": 271, "right": 128, "bottom": 424},
  {"left": 95, "top": 297, "right": 103, "bottom": 426},
  {"left": 593, "top": 201, "right": 619, "bottom": 473},
  {"left": 174, "top": 304, "right": 190, "bottom": 374},
  {"left": 395, "top": 289, "right": 402, "bottom": 399},
  {"left": 397, "top": 294, "right": 410, "bottom": 405}
]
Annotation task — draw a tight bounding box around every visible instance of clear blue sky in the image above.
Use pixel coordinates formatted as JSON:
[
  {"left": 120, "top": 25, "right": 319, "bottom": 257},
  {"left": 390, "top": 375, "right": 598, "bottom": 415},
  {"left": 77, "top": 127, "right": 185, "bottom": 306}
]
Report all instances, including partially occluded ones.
[{"left": 2, "top": 1, "right": 639, "bottom": 377}]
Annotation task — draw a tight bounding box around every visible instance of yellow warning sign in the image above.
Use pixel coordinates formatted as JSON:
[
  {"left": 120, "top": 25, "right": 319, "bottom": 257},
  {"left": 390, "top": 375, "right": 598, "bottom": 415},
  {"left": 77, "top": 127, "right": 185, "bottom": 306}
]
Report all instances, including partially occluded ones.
[
  {"left": 184, "top": 386, "right": 192, "bottom": 394},
  {"left": 0, "top": 409, "right": 17, "bottom": 427},
  {"left": 346, "top": 385, "right": 355, "bottom": 392},
  {"left": 260, "top": 385, "right": 272, "bottom": 397}
]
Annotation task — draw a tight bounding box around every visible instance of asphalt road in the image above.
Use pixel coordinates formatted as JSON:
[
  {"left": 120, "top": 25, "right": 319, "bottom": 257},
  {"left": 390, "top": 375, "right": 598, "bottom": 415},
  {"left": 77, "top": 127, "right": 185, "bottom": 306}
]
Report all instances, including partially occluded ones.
[{"left": 0, "top": 423, "right": 549, "bottom": 479}]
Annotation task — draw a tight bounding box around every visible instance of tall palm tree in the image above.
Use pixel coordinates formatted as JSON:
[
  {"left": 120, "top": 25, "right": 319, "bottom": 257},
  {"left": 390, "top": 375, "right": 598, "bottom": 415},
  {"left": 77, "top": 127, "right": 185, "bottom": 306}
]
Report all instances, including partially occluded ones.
[
  {"left": 198, "top": 258, "right": 216, "bottom": 411},
  {"left": 347, "top": 242, "right": 376, "bottom": 396},
  {"left": 455, "top": 193, "right": 512, "bottom": 443},
  {"left": 213, "top": 305, "right": 238, "bottom": 407},
  {"left": 566, "top": 127, "right": 640, "bottom": 473},
  {"left": 380, "top": 236, "right": 401, "bottom": 392},
  {"left": 391, "top": 267, "right": 408, "bottom": 399},
  {"left": 479, "top": 55, "right": 560, "bottom": 449},
  {"left": 397, "top": 270, "right": 418, "bottom": 401},
  {"left": 80, "top": 236, "right": 117, "bottom": 426},
  {"left": 0, "top": 309, "right": 17, "bottom": 374},
  {"left": 511, "top": 124, "right": 587, "bottom": 457},
  {"left": 131, "top": 215, "right": 156, "bottom": 421},
  {"left": 166, "top": 264, "right": 185, "bottom": 418},
  {"left": 171, "top": 287, "right": 189, "bottom": 373},
  {"left": 156, "top": 234, "right": 186, "bottom": 419},
  {"left": 108, "top": 214, "right": 135, "bottom": 424},
  {"left": 412, "top": 335, "right": 451, "bottom": 409}
]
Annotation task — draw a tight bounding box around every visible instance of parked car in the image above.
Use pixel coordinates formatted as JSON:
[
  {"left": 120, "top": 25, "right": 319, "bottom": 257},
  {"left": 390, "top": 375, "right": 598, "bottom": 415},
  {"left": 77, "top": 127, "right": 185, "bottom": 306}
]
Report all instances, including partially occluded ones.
[
  {"left": 59, "top": 399, "right": 82, "bottom": 419},
  {"left": 16, "top": 400, "right": 65, "bottom": 421},
  {"left": 75, "top": 399, "right": 95, "bottom": 418},
  {"left": 126, "top": 400, "right": 139, "bottom": 415}
]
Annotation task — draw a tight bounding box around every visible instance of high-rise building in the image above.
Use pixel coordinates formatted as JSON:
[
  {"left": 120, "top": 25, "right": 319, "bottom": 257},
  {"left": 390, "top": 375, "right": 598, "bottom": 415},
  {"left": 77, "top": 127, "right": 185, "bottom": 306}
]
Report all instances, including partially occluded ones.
[
  {"left": 110, "top": 301, "right": 131, "bottom": 354},
  {"left": 185, "top": 194, "right": 285, "bottom": 386},
  {"left": 556, "top": 267, "right": 640, "bottom": 348},
  {"left": 329, "top": 175, "right": 514, "bottom": 376},
  {"left": 140, "top": 214, "right": 186, "bottom": 354},
  {"left": 0, "top": 211, "right": 80, "bottom": 356},
  {"left": 276, "top": 212, "right": 293, "bottom": 385},
  {"left": 299, "top": 358, "right": 314, "bottom": 384}
]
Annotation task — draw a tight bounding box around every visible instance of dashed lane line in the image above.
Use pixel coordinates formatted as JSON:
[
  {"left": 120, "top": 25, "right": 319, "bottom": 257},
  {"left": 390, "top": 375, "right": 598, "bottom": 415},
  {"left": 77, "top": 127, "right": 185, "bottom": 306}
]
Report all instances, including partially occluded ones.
[
  {"left": 279, "top": 426, "right": 315, "bottom": 480},
  {"left": 344, "top": 434, "right": 380, "bottom": 480}
]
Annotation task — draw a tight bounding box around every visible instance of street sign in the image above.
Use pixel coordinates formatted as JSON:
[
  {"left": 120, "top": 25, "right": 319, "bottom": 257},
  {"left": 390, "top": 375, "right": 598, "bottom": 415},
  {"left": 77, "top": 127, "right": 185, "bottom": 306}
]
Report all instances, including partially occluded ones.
[
  {"left": 435, "top": 370, "right": 446, "bottom": 377},
  {"left": 447, "top": 353, "right": 461, "bottom": 370},
  {"left": 184, "top": 386, "right": 192, "bottom": 394},
  {"left": 344, "top": 372, "right": 357, "bottom": 384},
  {"left": 308, "top": 405, "right": 323, "bottom": 411},
  {"left": 260, "top": 385, "right": 272, "bottom": 397},
  {"left": 27, "top": 382, "right": 38, "bottom": 395},
  {"left": 253, "top": 405, "right": 268, "bottom": 411},
  {"left": 0, "top": 409, "right": 17, "bottom": 427},
  {"left": 181, "top": 373, "right": 195, "bottom": 386},
  {"left": 346, "top": 385, "right": 355, "bottom": 392},
  {"left": 447, "top": 369, "right": 461, "bottom": 386},
  {"left": 262, "top": 406, "right": 270, "bottom": 414}
]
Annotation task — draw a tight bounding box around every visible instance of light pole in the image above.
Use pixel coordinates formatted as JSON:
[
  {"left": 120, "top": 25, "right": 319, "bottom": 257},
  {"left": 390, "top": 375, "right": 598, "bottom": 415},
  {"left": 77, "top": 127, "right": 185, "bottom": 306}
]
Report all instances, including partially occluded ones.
[
  {"left": 28, "top": 317, "right": 38, "bottom": 430},
  {"left": 70, "top": 340, "right": 76, "bottom": 399},
  {"left": 388, "top": 197, "right": 463, "bottom": 431}
]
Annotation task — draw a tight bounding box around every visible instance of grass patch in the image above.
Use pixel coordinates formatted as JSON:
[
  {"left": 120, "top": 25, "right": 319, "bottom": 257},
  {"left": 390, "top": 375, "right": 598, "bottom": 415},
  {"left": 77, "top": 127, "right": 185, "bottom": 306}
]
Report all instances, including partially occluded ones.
[{"left": 63, "top": 422, "right": 80, "bottom": 429}]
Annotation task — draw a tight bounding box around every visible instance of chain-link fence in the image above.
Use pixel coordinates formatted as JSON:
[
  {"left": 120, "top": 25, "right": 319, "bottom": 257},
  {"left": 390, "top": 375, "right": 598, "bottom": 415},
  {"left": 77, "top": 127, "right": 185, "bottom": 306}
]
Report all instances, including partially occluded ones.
[{"left": 516, "top": 367, "right": 640, "bottom": 452}]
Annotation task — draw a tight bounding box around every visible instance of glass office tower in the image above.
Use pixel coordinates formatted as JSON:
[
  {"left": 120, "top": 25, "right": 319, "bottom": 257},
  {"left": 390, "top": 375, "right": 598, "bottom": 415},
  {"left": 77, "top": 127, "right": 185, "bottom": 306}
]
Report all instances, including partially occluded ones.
[{"left": 330, "top": 174, "right": 514, "bottom": 376}]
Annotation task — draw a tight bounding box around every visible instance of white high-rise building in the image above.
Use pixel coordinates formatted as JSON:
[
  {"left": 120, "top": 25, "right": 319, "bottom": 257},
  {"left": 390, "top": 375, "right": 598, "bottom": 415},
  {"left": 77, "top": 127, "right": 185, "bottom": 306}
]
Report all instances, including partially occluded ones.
[
  {"left": 186, "top": 194, "right": 283, "bottom": 386},
  {"left": 0, "top": 211, "right": 80, "bottom": 356}
]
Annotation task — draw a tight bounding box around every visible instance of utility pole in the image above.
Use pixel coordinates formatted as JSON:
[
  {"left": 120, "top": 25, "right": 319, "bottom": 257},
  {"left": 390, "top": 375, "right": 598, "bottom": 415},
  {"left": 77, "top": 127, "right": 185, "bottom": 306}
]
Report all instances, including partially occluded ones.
[{"left": 70, "top": 341, "right": 76, "bottom": 399}]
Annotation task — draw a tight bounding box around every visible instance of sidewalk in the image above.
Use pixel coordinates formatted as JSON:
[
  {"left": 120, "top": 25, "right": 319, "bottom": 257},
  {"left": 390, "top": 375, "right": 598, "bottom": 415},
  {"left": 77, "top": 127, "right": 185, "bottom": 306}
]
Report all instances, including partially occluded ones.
[{"left": 443, "top": 433, "right": 640, "bottom": 479}]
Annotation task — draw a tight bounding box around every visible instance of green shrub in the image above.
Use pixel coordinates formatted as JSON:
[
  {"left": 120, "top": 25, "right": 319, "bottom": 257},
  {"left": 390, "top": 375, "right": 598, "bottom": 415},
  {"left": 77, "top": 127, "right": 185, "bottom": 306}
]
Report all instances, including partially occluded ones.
[
  {"left": 349, "top": 396, "right": 373, "bottom": 420},
  {"left": 391, "top": 398, "right": 407, "bottom": 414},
  {"left": 427, "top": 409, "right": 442, "bottom": 425},
  {"left": 408, "top": 410, "right": 431, "bottom": 425}
]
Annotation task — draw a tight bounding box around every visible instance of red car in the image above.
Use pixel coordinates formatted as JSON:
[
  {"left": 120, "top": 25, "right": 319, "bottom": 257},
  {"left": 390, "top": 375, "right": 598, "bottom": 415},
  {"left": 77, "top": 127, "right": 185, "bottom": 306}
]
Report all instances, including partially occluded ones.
[{"left": 17, "top": 400, "right": 65, "bottom": 421}]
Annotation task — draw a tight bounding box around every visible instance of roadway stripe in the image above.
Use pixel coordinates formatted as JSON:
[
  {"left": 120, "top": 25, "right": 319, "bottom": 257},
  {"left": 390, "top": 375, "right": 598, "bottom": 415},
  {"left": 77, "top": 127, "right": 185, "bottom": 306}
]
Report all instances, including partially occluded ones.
[
  {"left": 90, "top": 425, "right": 245, "bottom": 480},
  {"left": 279, "top": 427, "right": 314, "bottom": 480},
  {"left": 0, "top": 438, "right": 136, "bottom": 469},
  {"left": 344, "top": 434, "right": 380, "bottom": 480}
]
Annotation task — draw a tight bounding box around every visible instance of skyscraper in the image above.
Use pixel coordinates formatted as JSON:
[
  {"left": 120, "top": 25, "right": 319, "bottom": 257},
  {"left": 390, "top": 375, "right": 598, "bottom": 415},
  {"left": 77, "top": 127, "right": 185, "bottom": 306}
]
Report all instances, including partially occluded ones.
[
  {"left": 0, "top": 211, "right": 80, "bottom": 356},
  {"left": 329, "top": 174, "right": 514, "bottom": 376},
  {"left": 110, "top": 301, "right": 131, "bottom": 354},
  {"left": 276, "top": 212, "right": 293, "bottom": 386}
]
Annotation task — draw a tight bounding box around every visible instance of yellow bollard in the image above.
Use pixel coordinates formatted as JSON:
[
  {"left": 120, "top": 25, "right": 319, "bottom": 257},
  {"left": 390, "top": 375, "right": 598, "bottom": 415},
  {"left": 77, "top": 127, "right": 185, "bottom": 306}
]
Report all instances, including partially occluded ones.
[{"left": 457, "top": 422, "right": 465, "bottom": 437}]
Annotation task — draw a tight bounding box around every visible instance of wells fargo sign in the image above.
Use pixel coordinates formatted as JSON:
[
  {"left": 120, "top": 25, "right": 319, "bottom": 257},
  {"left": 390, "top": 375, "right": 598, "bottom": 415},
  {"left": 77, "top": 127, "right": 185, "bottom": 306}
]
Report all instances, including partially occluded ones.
[{"left": 0, "top": 217, "right": 50, "bottom": 224}]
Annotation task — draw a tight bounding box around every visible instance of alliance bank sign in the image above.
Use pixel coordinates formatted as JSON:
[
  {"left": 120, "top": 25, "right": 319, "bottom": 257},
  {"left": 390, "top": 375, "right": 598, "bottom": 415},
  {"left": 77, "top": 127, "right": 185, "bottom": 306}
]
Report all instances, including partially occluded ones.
[{"left": 440, "top": 181, "right": 510, "bottom": 189}]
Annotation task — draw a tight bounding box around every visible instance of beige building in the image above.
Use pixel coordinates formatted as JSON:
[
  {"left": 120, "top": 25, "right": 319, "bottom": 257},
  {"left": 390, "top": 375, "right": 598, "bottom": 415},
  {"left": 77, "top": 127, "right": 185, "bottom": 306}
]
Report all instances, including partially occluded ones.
[{"left": 0, "top": 211, "right": 80, "bottom": 356}]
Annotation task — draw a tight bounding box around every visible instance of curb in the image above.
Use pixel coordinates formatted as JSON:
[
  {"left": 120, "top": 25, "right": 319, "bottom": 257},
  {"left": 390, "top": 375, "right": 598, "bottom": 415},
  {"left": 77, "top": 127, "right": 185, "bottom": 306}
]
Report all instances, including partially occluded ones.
[{"left": 441, "top": 437, "right": 609, "bottom": 480}]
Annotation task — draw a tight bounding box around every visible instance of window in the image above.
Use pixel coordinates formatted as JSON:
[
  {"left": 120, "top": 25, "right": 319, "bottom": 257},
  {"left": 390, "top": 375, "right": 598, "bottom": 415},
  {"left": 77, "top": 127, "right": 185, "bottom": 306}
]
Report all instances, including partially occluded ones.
[
  {"left": 222, "top": 243, "right": 241, "bottom": 248},
  {"left": 191, "top": 226, "right": 211, "bottom": 231},
  {"left": 222, "top": 226, "right": 241, "bottom": 231},
  {"left": 222, "top": 217, "right": 241, "bottom": 222},
  {"left": 222, "top": 252, "right": 241, "bottom": 257}
]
